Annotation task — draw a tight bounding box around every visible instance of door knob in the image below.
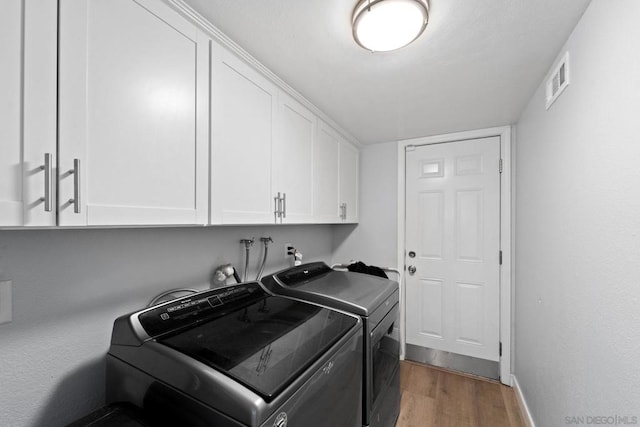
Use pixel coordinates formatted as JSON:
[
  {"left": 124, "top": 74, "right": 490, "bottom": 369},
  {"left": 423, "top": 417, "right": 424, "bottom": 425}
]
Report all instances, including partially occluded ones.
[{"left": 408, "top": 265, "right": 416, "bottom": 275}]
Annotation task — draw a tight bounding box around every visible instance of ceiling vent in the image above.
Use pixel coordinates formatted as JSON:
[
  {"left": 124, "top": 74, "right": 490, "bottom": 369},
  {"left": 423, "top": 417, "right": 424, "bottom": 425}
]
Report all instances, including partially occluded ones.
[{"left": 545, "top": 52, "right": 570, "bottom": 110}]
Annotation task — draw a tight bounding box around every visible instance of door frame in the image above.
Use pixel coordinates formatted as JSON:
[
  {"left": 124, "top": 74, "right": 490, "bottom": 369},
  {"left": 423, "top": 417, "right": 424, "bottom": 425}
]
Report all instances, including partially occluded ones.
[{"left": 396, "top": 125, "right": 513, "bottom": 385}]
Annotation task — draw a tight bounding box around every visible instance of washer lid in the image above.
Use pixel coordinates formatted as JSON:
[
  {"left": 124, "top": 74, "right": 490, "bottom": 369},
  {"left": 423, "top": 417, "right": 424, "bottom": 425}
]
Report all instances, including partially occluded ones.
[
  {"left": 158, "top": 293, "right": 357, "bottom": 401},
  {"left": 264, "top": 262, "right": 399, "bottom": 317}
]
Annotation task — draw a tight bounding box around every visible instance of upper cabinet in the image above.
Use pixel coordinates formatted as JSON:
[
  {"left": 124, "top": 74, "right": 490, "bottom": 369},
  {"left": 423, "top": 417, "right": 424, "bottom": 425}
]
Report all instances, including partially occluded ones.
[
  {"left": 273, "top": 93, "right": 316, "bottom": 224},
  {"left": 57, "top": 0, "right": 209, "bottom": 226},
  {"left": 0, "top": 0, "right": 24, "bottom": 226},
  {"left": 314, "top": 120, "right": 359, "bottom": 224},
  {"left": 210, "top": 43, "right": 278, "bottom": 224},
  {"left": 314, "top": 122, "right": 341, "bottom": 223},
  {"left": 0, "top": 0, "right": 57, "bottom": 227},
  {"left": 340, "top": 140, "right": 359, "bottom": 223},
  {"left": 211, "top": 43, "right": 343, "bottom": 224},
  {"left": 1, "top": 0, "right": 358, "bottom": 228}
]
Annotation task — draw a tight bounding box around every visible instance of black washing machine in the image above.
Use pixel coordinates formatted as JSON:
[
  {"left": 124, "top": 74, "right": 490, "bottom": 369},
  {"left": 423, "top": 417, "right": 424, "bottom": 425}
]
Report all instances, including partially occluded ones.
[{"left": 107, "top": 282, "right": 363, "bottom": 427}]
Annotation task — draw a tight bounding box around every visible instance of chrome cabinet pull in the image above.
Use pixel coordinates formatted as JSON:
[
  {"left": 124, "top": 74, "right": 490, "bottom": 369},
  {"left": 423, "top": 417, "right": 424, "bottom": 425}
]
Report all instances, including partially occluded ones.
[
  {"left": 343, "top": 202, "right": 347, "bottom": 220},
  {"left": 281, "top": 193, "right": 286, "bottom": 219},
  {"left": 273, "top": 192, "right": 286, "bottom": 223},
  {"left": 68, "top": 159, "right": 81, "bottom": 214},
  {"left": 275, "top": 192, "right": 284, "bottom": 223},
  {"left": 42, "top": 153, "right": 52, "bottom": 212}
]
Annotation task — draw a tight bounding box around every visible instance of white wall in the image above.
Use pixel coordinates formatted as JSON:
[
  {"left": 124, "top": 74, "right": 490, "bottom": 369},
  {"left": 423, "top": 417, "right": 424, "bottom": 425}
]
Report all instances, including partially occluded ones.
[
  {"left": 0, "top": 225, "right": 334, "bottom": 426},
  {"left": 332, "top": 141, "right": 398, "bottom": 269},
  {"left": 514, "top": 0, "right": 640, "bottom": 425}
]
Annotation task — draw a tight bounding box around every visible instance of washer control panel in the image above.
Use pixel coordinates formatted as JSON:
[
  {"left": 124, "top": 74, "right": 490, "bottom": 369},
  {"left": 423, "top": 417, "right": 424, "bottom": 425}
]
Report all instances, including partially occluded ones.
[{"left": 139, "top": 283, "right": 265, "bottom": 337}]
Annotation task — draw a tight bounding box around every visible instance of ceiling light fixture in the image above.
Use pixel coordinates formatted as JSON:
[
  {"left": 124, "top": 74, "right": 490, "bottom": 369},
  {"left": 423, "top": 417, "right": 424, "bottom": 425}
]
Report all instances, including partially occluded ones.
[{"left": 352, "top": 0, "right": 429, "bottom": 52}]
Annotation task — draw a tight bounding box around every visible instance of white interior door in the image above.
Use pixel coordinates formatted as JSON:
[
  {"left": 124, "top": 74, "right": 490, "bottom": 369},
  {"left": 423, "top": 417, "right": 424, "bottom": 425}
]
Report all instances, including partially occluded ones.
[{"left": 405, "top": 137, "right": 501, "bottom": 361}]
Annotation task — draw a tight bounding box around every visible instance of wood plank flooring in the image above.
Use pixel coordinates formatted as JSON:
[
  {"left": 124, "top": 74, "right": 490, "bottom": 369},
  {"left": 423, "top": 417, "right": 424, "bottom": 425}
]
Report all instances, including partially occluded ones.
[{"left": 396, "top": 360, "right": 526, "bottom": 427}]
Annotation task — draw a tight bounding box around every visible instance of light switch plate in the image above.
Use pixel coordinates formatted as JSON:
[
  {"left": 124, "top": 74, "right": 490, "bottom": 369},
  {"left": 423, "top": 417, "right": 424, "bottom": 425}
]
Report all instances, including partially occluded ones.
[{"left": 0, "top": 280, "right": 12, "bottom": 325}]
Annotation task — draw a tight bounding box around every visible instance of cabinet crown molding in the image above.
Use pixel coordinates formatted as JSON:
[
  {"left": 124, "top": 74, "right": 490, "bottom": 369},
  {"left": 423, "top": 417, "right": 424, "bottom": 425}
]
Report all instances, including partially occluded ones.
[{"left": 165, "top": 0, "right": 361, "bottom": 149}]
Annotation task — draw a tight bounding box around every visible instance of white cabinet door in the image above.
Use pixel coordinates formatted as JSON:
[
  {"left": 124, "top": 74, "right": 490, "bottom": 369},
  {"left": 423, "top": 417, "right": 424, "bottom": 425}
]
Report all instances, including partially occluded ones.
[
  {"left": 274, "top": 93, "right": 316, "bottom": 223},
  {"left": 0, "top": 0, "right": 24, "bottom": 226},
  {"left": 23, "top": 0, "right": 59, "bottom": 227},
  {"left": 58, "top": 0, "right": 209, "bottom": 226},
  {"left": 210, "top": 44, "right": 278, "bottom": 224},
  {"left": 339, "top": 141, "right": 359, "bottom": 223},
  {"left": 313, "top": 121, "right": 341, "bottom": 223},
  {"left": 0, "top": 0, "right": 57, "bottom": 227}
]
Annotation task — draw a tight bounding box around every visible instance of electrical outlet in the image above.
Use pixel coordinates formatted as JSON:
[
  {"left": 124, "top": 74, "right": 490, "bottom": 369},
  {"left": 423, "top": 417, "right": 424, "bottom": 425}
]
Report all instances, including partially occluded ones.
[
  {"left": 285, "top": 243, "right": 293, "bottom": 258},
  {"left": 0, "top": 280, "right": 12, "bottom": 325}
]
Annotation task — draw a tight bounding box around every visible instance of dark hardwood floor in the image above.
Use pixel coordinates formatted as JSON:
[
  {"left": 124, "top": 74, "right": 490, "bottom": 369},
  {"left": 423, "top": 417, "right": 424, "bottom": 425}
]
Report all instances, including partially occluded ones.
[{"left": 396, "top": 360, "right": 526, "bottom": 427}]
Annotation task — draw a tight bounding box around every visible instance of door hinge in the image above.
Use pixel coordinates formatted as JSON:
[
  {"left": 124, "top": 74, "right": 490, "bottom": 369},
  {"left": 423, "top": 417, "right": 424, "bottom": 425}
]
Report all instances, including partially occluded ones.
[
  {"left": 499, "top": 250, "right": 503, "bottom": 265},
  {"left": 499, "top": 159, "right": 503, "bottom": 173},
  {"left": 499, "top": 342, "right": 502, "bottom": 357}
]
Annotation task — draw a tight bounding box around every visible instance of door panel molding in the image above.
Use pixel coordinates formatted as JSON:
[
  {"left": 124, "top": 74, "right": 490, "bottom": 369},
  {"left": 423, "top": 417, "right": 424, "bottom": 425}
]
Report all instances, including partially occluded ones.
[{"left": 397, "top": 125, "right": 512, "bottom": 385}]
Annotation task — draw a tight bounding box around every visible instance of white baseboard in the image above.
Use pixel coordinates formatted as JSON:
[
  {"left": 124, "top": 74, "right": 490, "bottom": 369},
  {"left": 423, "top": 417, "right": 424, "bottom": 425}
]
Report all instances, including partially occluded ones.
[{"left": 511, "top": 374, "right": 536, "bottom": 427}]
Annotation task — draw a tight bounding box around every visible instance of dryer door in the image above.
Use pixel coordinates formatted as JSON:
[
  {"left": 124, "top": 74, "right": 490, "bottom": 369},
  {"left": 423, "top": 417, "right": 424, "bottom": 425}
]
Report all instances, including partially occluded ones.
[{"left": 369, "top": 303, "right": 401, "bottom": 427}]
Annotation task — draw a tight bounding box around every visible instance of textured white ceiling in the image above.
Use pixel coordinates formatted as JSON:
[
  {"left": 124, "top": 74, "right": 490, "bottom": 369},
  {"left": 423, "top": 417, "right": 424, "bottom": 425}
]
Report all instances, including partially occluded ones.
[{"left": 181, "top": 0, "right": 592, "bottom": 144}]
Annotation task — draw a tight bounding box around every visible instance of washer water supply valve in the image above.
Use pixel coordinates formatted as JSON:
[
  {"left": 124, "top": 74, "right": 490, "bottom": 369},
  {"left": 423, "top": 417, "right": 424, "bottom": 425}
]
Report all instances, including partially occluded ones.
[
  {"left": 256, "top": 237, "right": 273, "bottom": 281},
  {"left": 240, "top": 238, "right": 255, "bottom": 282}
]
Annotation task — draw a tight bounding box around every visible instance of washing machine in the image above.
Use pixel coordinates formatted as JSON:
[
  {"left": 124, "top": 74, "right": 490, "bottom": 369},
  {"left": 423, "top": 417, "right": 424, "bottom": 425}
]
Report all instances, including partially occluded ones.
[{"left": 107, "top": 281, "right": 363, "bottom": 427}]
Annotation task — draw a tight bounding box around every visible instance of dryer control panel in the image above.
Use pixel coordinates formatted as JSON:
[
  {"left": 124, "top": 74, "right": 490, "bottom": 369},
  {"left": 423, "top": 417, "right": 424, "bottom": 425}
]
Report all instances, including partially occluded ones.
[{"left": 275, "top": 262, "right": 332, "bottom": 286}]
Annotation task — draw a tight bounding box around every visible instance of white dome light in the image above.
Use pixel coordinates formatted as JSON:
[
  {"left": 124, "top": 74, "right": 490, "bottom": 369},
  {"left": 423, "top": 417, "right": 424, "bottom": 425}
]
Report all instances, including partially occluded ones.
[{"left": 353, "top": 0, "right": 429, "bottom": 52}]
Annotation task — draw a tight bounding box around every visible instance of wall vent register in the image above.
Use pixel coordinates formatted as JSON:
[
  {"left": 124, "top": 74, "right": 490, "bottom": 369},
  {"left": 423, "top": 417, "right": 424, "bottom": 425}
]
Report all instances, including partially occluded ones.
[{"left": 546, "top": 51, "right": 570, "bottom": 109}]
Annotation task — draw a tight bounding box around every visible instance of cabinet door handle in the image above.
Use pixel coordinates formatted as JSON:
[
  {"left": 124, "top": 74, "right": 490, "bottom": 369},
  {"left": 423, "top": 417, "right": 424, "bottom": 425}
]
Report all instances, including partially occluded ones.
[
  {"left": 68, "top": 159, "right": 81, "bottom": 214},
  {"left": 275, "top": 192, "right": 284, "bottom": 223},
  {"left": 42, "top": 153, "right": 52, "bottom": 212},
  {"left": 343, "top": 203, "right": 347, "bottom": 220},
  {"left": 282, "top": 193, "right": 286, "bottom": 219},
  {"left": 274, "top": 193, "right": 280, "bottom": 222}
]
